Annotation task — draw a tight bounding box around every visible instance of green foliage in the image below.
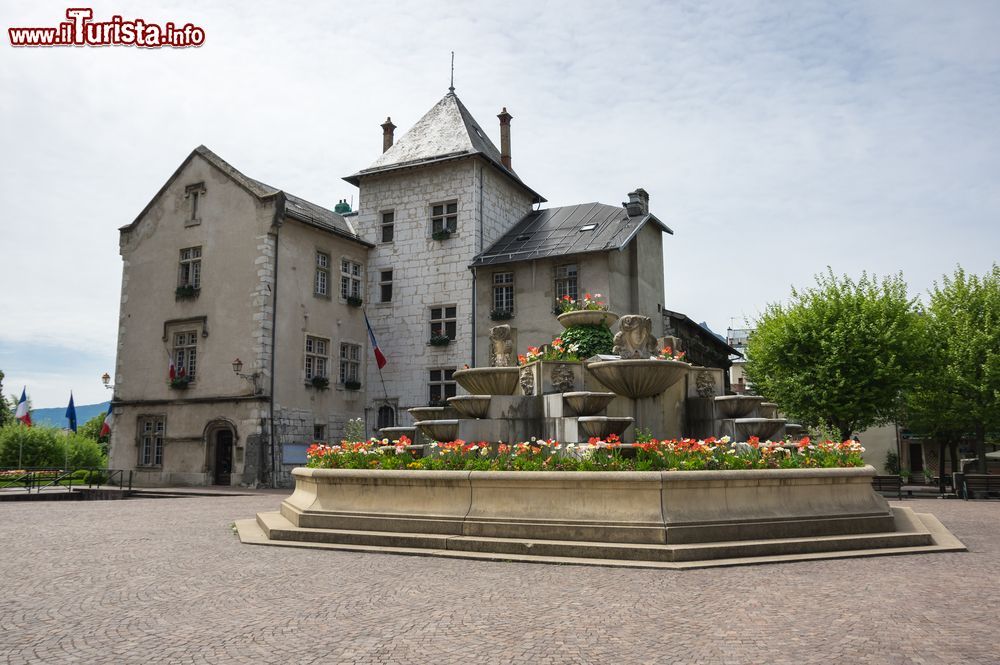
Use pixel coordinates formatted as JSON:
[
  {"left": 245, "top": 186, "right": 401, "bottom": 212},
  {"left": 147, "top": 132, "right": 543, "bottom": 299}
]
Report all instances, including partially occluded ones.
[
  {"left": 78, "top": 413, "right": 110, "bottom": 456},
  {"left": 744, "top": 269, "right": 923, "bottom": 441},
  {"left": 0, "top": 370, "right": 8, "bottom": 428},
  {"left": 906, "top": 264, "right": 1000, "bottom": 471},
  {"left": 560, "top": 325, "right": 614, "bottom": 360},
  {"left": 884, "top": 450, "right": 900, "bottom": 475},
  {"left": 0, "top": 423, "right": 107, "bottom": 469},
  {"left": 342, "top": 417, "right": 365, "bottom": 442}
]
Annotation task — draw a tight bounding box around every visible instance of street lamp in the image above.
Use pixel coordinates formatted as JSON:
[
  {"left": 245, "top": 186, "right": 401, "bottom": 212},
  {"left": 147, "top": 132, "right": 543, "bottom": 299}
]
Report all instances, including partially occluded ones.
[
  {"left": 101, "top": 372, "right": 114, "bottom": 389},
  {"left": 232, "top": 358, "right": 261, "bottom": 394}
]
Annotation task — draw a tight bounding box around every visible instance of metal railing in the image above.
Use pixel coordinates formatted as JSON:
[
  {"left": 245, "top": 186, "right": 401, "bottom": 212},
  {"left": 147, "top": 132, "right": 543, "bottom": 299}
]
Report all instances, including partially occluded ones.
[{"left": 0, "top": 467, "right": 133, "bottom": 493}]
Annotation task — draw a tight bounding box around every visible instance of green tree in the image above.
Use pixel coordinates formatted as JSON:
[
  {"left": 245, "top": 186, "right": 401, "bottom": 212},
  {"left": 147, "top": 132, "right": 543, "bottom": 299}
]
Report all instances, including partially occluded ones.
[
  {"left": 908, "top": 265, "right": 1000, "bottom": 473},
  {"left": 78, "top": 412, "right": 110, "bottom": 457},
  {"left": 745, "top": 269, "right": 923, "bottom": 441},
  {"left": 0, "top": 423, "right": 107, "bottom": 469},
  {"left": 0, "top": 370, "right": 8, "bottom": 427}
]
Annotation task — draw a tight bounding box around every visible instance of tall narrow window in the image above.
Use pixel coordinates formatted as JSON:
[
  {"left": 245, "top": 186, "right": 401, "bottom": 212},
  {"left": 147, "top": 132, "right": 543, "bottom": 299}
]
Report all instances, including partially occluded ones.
[
  {"left": 492, "top": 272, "right": 514, "bottom": 313},
  {"left": 178, "top": 247, "right": 202, "bottom": 289},
  {"left": 380, "top": 211, "right": 394, "bottom": 243},
  {"left": 173, "top": 331, "right": 198, "bottom": 380},
  {"left": 430, "top": 306, "right": 457, "bottom": 340},
  {"left": 339, "top": 343, "right": 361, "bottom": 384},
  {"left": 429, "top": 368, "right": 457, "bottom": 405},
  {"left": 555, "top": 263, "right": 578, "bottom": 301},
  {"left": 431, "top": 201, "right": 458, "bottom": 234},
  {"left": 305, "top": 336, "right": 329, "bottom": 379},
  {"left": 315, "top": 251, "right": 330, "bottom": 297},
  {"left": 184, "top": 182, "right": 205, "bottom": 226},
  {"left": 341, "top": 259, "right": 362, "bottom": 300},
  {"left": 138, "top": 416, "right": 165, "bottom": 467},
  {"left": 313, "top": 424, "right": 326, "bottom": 442},
  {"left": 380, "top": 269, "right": 393, "bottom": 303}
]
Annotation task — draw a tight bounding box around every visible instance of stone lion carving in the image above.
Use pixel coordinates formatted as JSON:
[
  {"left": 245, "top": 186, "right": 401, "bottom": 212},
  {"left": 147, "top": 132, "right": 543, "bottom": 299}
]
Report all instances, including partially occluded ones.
[
  {"left": 550, "top": 364, "right": 575, "bottom": 393},
  {"left": 519, "top": 367, "right": 535, "bottom": 396},
  {"left": 489, "top": 325, "right": 514, "bottom": 367},
  {"left": 612, "top": 315, "right": 658, "bottom": 359},
  {"left": 696, "top": 370, "right": 717, "bottom": 397}
]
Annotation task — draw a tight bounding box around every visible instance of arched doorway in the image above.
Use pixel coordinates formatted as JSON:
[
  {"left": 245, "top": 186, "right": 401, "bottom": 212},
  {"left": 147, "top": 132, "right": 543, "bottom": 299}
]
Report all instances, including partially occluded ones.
[{"left": 204, "top": 421, "right": 237, "bottom": 486}]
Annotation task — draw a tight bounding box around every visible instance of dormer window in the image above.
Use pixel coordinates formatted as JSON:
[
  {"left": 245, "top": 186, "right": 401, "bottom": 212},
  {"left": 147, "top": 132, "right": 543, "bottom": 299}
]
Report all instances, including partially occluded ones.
[{"left": 184, "top": 182, "right": 205, "bottom": 227}]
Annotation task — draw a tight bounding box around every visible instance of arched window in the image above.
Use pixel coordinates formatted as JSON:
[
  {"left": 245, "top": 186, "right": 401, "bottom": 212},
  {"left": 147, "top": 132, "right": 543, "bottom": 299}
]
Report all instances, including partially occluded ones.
[{"left": 377, "top": 405, "right": 395, "bottom": 430}]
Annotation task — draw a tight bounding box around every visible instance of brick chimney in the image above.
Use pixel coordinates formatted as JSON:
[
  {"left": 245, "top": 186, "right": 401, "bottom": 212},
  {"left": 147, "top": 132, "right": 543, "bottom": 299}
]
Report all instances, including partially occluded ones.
[
  {"left": 497, "top": 107, "right": 513, "bottom": 170},
  {"left": 380, "top": 117, "right": 396, "bottom": 153},
  {"left": 625, "top": 188, "right": 649, "bottom": 217}
]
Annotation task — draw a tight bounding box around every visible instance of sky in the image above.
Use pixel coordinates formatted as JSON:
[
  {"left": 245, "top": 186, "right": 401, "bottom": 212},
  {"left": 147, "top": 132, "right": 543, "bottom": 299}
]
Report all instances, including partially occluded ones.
[{"left": 2, "top": 0, "right": 999, "bottom": 408}]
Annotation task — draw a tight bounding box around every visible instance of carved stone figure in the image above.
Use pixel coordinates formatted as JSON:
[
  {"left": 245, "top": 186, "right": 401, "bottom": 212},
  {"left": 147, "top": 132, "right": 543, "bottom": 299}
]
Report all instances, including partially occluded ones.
[
  {"left": 550, "top": 364, "right": 576, "bottom": 393},
  {"left": 696, "top": 370, "right": 717, "bottom": 397},
  {"left": 489, "top": 325, "right": 514, "bottom": 367},
  {"left": 612, "top": 315, "right": 659, "bottom": 359},
  {"left": 519, "top": 367, "right": 535, "bottom": 396}
]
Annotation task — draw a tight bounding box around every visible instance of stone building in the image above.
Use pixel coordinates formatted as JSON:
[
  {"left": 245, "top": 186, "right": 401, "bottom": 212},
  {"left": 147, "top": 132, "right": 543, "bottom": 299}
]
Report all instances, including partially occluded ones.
[{"left": 109, "top": 89, "right": 682, "bottom": 487}]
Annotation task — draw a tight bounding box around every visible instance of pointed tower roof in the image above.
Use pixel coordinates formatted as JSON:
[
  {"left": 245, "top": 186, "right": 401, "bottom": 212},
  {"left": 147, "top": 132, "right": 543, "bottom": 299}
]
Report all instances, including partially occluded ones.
[{"left": 345, "top": 92, "right": 544, "bottom": 203}]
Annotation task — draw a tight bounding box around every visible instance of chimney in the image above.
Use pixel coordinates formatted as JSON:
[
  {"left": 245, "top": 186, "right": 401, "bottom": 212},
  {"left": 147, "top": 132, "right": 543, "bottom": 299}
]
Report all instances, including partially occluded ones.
[
  {"left": 625, "top": 188, "right": 649, "bottom": 217},
  {"left": 380, "top": 117, "right": 396, "bottom": 153},
  {"left": 497, "top": 107, "right": 513, "bottom": 170}
]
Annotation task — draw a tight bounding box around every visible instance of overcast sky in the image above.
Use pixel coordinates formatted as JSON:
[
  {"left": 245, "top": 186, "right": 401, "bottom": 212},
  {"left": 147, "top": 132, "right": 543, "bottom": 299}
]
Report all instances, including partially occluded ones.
[{"left": 2, "top": 0, "right": 999, "bottom": 408}]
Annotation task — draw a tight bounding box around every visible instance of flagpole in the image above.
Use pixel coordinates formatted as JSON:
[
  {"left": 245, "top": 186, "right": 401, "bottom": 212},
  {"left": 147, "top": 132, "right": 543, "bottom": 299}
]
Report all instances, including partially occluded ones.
[{"left": 363, "top": 308, "right": 392, "bottom": 425}]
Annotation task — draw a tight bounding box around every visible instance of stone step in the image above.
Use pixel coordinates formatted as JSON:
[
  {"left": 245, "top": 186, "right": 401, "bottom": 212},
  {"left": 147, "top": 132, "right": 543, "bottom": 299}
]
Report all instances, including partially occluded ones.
[{"left": 251, "top": 507, "right": 952, "bottom": 567}]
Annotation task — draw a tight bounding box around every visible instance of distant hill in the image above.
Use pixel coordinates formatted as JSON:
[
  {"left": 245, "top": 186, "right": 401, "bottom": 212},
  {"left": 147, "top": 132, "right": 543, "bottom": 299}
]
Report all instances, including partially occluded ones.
[{"left": 30, "top": 401, "right": 110, "bottom": 428}]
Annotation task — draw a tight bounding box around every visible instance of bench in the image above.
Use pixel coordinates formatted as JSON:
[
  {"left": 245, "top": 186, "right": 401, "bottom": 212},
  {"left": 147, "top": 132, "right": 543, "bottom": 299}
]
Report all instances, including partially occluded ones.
[
  {"left": 962, "top": 474, "right": 1000, "bottom": 500},
  {"left": 872, "top": 475, "right": 903, "bottom": 500}
]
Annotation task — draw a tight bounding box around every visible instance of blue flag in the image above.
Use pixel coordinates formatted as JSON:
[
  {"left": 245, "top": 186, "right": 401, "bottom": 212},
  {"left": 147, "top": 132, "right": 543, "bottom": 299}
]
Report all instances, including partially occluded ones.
[{"left": 65, "top": 392, "right": 77, "bottom": 433}]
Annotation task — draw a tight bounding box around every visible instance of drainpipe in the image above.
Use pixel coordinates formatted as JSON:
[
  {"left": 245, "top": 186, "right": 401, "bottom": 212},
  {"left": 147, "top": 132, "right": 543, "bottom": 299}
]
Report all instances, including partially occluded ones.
[
  {"left": 268, "top": 193, "right": 285, "bottom": 488},
  {"left": 471, "top": 268, "right": 477, "bottom": 367}
]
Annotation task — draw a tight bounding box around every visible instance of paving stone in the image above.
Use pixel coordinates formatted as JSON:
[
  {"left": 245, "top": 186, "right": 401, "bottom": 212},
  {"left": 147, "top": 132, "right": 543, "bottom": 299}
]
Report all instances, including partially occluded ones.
[{"left": 0, "top": 496, "right": 997, "bottom": 664}]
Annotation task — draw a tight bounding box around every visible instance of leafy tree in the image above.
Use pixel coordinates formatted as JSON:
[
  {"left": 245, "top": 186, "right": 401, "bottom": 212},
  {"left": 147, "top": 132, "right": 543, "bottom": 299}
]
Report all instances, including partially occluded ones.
[
  {"left": 745, "top": 269, "right": 923, "bottom": 441},
  {"left": 0, "top": 423, "right": 107, "bottom": 469},
  {"left": 78, "top": 412, "right": 110, "bottom": 456},
  {"left": 0, "top": 370, "right": 8, "bottom": 427},
  {"left": 907, "top": 265, "right": 1000, "bottom": 473}
]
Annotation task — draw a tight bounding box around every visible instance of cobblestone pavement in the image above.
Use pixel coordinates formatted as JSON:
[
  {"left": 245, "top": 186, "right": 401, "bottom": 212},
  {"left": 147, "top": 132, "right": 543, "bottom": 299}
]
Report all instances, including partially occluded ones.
[{"left": 1, "top": 495, "right": 997, "bottom": 664}]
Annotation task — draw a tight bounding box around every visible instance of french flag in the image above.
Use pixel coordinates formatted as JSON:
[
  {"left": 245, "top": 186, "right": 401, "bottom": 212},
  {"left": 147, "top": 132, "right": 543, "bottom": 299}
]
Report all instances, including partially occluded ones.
[
  {"left": 99, "top": 405, "right": 113, "bottom": 437},
  {"left": 169, "top": 352, "right": 176, "bottom": 380},
  {"left": 15, "top": 387, "right": 31, "bottom": 426},
  {"left": 364, "top": 312, "right": 387, "bottom": 369}
]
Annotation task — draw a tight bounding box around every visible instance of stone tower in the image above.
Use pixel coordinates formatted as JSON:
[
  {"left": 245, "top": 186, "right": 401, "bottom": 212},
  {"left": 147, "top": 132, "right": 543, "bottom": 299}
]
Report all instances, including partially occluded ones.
[{"left": 344, "top": 91, "right": 544, "bottom": 427}]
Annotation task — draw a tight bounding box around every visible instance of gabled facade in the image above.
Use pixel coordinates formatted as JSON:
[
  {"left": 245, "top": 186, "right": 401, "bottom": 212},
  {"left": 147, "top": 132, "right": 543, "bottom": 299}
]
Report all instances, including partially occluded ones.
[{"left": 110, "top": 146, "right": 372, "bottom": 487}]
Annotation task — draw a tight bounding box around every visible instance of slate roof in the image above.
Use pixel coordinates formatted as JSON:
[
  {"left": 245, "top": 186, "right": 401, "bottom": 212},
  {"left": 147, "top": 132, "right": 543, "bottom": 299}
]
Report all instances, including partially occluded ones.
[
  {"left": 123, "top": 146, "right": 371, "bottom": 247},
  {"left": 344, "top": 92, "right": 544, "bottom": 203},
  {"left": 470, "top": 202, "right": 673, "bottom": 267},
  {"left": 663, "top": 309, "right": 743, "bottom": 357}
]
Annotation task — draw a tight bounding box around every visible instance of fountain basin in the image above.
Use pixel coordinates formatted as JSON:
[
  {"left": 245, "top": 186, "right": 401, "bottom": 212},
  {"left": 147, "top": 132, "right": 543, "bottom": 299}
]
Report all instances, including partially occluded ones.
[
  {"left": 557, "top": 310, "right": 620, "bottom": 329},
  {"left": 585, "top": 358, "right": 688, "bottom": 399},
  {"left": 714, "top": 395, "right": 764, "bottom": 418},
  {"left": 734, "top": 418, "right": 786, "bottom": 441},
  {"left": 376, "top": 426, "right": 417, "bottom": 442},
  {"left": 577, "top": 416, "right": 634, "bottom": 440},
  {"left": 408, "top": 406, "right": 446, "bottom": 421},
  {"left": 759, "top": 402, "right": 779, "bottom": 419},
  {"left": 784, "top": 423, "right": 805, "bottom": 437},
  {"left": 448, "top": 395, "right": 491, "bottom": 419},
  {"left": 415, "top": 419, "right": 459, "bottom": 442},
  {"left": 563, "top": 391, "right": 616, "bottom": 416},
  {"left": 453, "top": 367, "right": 519, "bottom": 396}
]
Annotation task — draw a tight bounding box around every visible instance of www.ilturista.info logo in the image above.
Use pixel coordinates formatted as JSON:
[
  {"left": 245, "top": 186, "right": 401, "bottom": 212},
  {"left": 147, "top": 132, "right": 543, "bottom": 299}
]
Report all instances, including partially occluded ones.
[{"left": 8, "top": 8, "right": 205, "bottom": 48}]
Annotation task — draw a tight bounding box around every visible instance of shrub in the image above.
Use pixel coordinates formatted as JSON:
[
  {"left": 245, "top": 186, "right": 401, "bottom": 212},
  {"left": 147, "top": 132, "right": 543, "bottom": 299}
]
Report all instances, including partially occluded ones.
[
  {"left": 560, "top": 325, "right": 614, "bottom": 360},
  {"left": 0, "top": 424, "right": 107, "bottom": 469}
]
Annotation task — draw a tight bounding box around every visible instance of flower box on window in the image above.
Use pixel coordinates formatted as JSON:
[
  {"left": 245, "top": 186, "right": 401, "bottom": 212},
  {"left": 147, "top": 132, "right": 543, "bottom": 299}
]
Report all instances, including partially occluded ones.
[
  {"left": 310, "top": 376, "right": 330, "bottom": 390},
  {"left": 346, "top": 296, "right": 363, "bottom": 308},
  {"left": 169, "top": 376, "right": 192, "bottom": 389},
  {"left": 175, "top": 285, "right": 200, "bottom": 300},
  {"left": 490, "top": 309, "right": 514, "bottom": 321},
  {"left": 429, "top": 333, "right": 452, "bottom": 347},
  {"left": 431, "top": 229, "right": 452, "bottom": 241},
  {"left": 344, "top": 379, "right": 362, "bottom": 391}
]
